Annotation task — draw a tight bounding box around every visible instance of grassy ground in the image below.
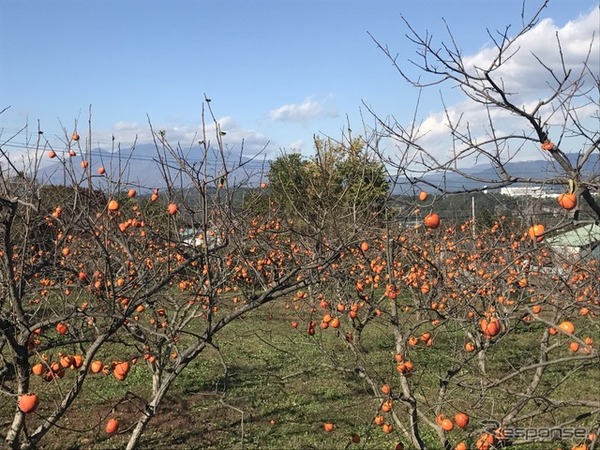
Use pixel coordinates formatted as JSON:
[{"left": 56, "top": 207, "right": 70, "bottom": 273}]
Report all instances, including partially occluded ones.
[{"left": 2, "top": 300, "right": 598, "bottom": 450}]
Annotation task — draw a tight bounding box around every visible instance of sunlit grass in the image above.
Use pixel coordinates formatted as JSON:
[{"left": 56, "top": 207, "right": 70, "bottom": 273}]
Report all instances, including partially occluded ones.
[{"left": 1, "top": 298, "right": 597, "bottom": 449}]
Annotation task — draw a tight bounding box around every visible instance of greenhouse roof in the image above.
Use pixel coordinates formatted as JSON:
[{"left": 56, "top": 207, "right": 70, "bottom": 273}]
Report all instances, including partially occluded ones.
[{"left": 546, "top": 224, "right": 600, "bottom": 247}]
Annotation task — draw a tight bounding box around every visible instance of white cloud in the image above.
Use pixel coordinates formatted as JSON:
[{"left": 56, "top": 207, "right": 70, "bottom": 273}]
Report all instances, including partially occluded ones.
[
  {"left": 286, "top": 139, "right": 306, "bottom": 152},
  {"left": 399, "top": 100, "right": 513, "bottom": 164},
  {"left": 388, "top": 8, "right": 599, "bottom": 168},
  {"left": 212, "top": 116, "right": 271, "bottom": 157},
  {"left": 80, "top": 116, "right": 270, "bottom": 158},
  {"left": 114, "top": 121, "right": 140, "bottom": 131},
  {"left": 268, "top": 97, "right": 338, "bottom": 124},
  {"left": 463, "top": 8, "right": 599, "bottom": 97}
]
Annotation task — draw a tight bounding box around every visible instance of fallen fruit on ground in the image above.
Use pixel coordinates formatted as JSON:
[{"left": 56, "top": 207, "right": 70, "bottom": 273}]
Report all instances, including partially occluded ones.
[{"left": 105, "top": 418, "right": 119, "bottom": 435}]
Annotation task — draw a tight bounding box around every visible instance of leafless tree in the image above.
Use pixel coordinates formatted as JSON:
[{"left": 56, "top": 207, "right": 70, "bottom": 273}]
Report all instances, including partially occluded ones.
[{"left": 367, "top": 0, "right": 599, "bottom": 225}]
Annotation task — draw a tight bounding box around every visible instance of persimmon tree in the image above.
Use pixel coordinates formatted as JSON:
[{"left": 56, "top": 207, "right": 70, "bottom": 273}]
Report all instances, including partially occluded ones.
[
  {"left": 0, "top": 101, "right": 343, "bottom": 449},
  {"left": 291, "top": 215, "right": 598, "bottom": 449},
  {"left": 281, "top": 2, "right": 599, "bottom": 450},
  {"left": 368, "top": 1, "right": 599, "bottom": 226}
]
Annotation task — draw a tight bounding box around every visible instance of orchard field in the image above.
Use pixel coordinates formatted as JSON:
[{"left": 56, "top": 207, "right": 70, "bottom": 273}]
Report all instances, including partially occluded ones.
[
  {"left": 1, "top": 281, "right": 598, "bottom": 450},
  {"left": 1, "top": 3, "right": 599, "bottom": 449},
  {"left": 0, "top": 184, "right": 598, "bottom": 450}
]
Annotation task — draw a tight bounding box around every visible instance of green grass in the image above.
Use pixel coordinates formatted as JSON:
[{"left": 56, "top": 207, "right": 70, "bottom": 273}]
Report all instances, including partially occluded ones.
[{"left": 2, "top": 301, "right": 598, "bottom": 450}]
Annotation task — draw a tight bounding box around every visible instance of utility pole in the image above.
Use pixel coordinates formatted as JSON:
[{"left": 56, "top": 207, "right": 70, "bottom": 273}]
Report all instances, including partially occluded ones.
[{"left": 471, "top": 196, "right": 476, "bottom": 239}]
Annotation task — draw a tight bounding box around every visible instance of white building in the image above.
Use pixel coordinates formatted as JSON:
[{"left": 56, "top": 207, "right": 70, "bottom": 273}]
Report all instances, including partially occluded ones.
[
  {"left": 181, "top": 227, "right": 224, "bottom": 250},
  {"left": 500, "top": 186, "right": 560, "bottom": 198}
]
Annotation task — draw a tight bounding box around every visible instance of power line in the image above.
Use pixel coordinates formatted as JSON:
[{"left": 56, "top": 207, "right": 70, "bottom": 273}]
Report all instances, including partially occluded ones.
[{"left": 0, "top": 141, "right": 219, "bottom": 165}]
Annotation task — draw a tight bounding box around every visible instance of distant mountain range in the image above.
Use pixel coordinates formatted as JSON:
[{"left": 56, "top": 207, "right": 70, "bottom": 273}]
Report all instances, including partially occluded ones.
[
  {"left": 38, "top": 145, "right": 598, "bottom": 194},
  {"left": 38, "top": 143, "right": 269, "bottom": 190},
  {"left": 399, "top": 153, "right": 600, "bottom": 194}
]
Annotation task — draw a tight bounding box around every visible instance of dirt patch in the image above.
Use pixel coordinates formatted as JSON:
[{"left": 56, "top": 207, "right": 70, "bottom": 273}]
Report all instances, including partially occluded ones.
[{"left": 35, "top": 392, "right": 248, "bottom": 450}]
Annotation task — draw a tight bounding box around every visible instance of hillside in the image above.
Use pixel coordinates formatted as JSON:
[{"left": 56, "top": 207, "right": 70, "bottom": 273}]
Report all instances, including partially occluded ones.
[{"left": 37, "top": 142, "right": 268, "bottom": 189}]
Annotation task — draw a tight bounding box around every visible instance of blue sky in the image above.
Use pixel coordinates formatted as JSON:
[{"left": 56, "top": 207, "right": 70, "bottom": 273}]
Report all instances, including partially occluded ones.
[{"left": 1, "top": 0, "right": 598, "bottom": 162}]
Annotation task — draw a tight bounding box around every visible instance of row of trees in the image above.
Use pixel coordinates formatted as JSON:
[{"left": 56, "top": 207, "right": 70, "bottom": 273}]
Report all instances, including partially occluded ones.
[
  {"left": 0, "top": 102, "right": 349, "bottom": 449},
  {"left": 0, "top": 2, "right": 598, "bottom": 448}
]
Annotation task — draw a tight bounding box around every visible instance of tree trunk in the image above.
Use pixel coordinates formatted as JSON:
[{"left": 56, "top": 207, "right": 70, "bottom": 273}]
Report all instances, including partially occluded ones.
[
  {"left": 126, "top": 370, "right": 172, "bottom": 450},
  {"left": 5, "top": 348, "right": 30, "bottom": 450}
]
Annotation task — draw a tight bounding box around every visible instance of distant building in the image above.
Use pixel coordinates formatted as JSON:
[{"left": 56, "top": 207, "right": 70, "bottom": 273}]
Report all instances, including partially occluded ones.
[
  {"left": 181, "top": 227, "right": 224, "bottom": 250},
  {"left": 545, "top": 224, "right": 600, "bottom": 260},
  {"left": 500, "top": 186, "right": 560, "bottom": 198}
]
